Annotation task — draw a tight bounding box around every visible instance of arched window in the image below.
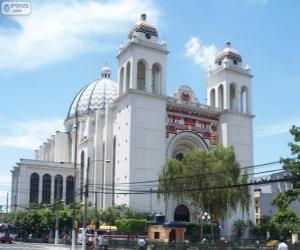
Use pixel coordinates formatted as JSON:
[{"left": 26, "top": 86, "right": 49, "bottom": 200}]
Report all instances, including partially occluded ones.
[
  {"left": 54, "top": 175, "right": 63, "bottom": 201},
  {"left": 80, "top": 151, "right": 85, "bottom": 200},
  {"left": 230, "top": 83, "right": 237, "bottom": 110},
  {"left": 210, "top": 89, "right": 216, "bottom": 107},
  {"left": 29, "top": 173, "right": 39, "bottom": 204},
  {"left": 174, "top": 152, "right": 184, "bottom": 161},
  {"left": 152, "top": 63, "right": 161, "bottom": 94},
  {"left": 174, "top": 204, "right": 190, "bottom": 222},
  {"left": 126, "top": 62, "right": 131, "bottom": 91},
  {"left": 66, "top": 176, "right": 74, "bottom": 204},
  {"left": 119, "top": 67, "right": 124, "bottom": 94},
  {"left": 241, "top": 86, "right": 248, "bottom": 113},
  {"left": 218, "top": 84, "right": 224, "bottom": 109},
  {"left": 137, "top": 60, "right": 146, "bottom": 91},
  {"left": 42, "top": 174, "right": 51, "bottom": 204}
]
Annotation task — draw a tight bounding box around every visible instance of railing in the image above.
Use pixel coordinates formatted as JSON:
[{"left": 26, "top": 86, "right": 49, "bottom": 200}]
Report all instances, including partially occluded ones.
[
  {"left": 167, "top": 97, "right": 220, "bottom": 112},
  {"left": 106, "top": 239, "right": 300, "bottom": 250}
]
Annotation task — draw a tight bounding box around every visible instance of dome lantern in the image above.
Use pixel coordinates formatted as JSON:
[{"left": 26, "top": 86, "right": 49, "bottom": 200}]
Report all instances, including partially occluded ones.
[
  {"left": 128, "top": 13, "right": 158, "bottom": 40},
  {"left": 101, "top": 65, "right": 111, "bottom": 79},
  {"left": 215, "top": 41, "right": 242, "bottom": 66}
]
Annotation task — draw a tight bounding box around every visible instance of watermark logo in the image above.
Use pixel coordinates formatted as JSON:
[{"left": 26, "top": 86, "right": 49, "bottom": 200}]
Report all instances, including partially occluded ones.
[{"left": 1, "top": 1, "right": 31, "bottom": 16}]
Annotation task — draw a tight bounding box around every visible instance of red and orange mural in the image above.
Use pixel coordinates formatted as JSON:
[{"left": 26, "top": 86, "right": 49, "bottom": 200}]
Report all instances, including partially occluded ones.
[{"left": 166, "top": 105, "right": 218, "bottom": 146}]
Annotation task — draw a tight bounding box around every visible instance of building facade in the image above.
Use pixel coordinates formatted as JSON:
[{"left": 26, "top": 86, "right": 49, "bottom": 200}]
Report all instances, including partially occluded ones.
[
  {"left": 11, "top": 14, "right": 254, "bottom": 237},
  {"left": 254, "top": 171, "right": 300, "bottom": 225}
]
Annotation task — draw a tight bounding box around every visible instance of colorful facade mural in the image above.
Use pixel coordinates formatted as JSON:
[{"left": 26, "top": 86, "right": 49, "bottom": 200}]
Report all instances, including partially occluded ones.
[{"left": 166, "top": 104, "right": 218, "bottom": 146}]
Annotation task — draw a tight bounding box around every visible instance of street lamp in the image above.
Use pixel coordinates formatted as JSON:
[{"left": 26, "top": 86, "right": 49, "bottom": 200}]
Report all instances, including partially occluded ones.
[
  {"left": 54, "top": 199, "right": 64, "bottom": 245},
  {"left": 93, "top": 159, "right": 110, "bottom": 247},
  {"left": 201, "top": 212, "right": 211, "bottom": 241}
]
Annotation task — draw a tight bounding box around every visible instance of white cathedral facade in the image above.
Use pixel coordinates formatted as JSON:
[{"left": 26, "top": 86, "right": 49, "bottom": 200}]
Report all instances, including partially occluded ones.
[{"left": 11, "top": 14, "right": 254, "bottom": 236}]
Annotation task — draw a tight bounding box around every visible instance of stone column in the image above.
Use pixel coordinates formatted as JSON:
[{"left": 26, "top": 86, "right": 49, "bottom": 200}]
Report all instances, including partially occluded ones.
[
  {"left": 51, "top": 175, "right": 55, "bottom": 203},
  {"left": 38, "top": 173, "right": 43, "bottom": 203}
]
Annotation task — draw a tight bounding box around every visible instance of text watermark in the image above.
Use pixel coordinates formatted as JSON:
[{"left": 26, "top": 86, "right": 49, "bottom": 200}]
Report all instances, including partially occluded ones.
[{"left": 1, "top": 1, "right": 31, "bottom": 16}]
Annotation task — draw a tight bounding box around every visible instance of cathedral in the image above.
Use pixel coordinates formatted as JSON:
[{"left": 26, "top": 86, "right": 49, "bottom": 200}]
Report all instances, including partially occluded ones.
[{"left": 10, "top": 14, "right": 254, "bottom": 236}]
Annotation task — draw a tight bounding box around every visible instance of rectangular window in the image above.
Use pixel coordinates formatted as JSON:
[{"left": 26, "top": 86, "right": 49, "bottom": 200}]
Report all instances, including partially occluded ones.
[{"left": 154, "top": 232, "right": 160, "bottom": 239}]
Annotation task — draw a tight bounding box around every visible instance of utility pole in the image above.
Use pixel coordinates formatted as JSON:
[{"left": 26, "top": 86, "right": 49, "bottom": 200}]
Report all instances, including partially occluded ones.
[
  {"left": 150, "top": 188, "right": 152, "bottom": 213},
  {"left": 82, "top": 157, "right": 90, "bottom": 250},
  {"left": 71, "top": 111, "right": 79, "bottom": 250},
  {"left": 6, "top": 192, "right": 8, "bottom": 213},
  {"left": 94, "top": 191, "right": 98, "bottom": 246}
]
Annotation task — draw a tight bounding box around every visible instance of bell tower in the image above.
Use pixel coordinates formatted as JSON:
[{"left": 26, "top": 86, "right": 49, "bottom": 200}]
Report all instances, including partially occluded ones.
[
  {"left": 207, "top": 41, "right": 255, "bottom": 236},
  {"left": 117, "top": 14, "right": 168, "bottom": 95},
  {"left": 112, "top": 14, "right": 167, "bottom": 212},
  {"left": 207, "top": 41, "right": 252, "bottom": 113}
]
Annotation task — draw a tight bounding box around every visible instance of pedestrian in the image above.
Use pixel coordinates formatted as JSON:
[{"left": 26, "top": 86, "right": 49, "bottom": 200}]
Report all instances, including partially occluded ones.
[
  {"left": 278, "top": 238, "right": 288, "bottom": 250},
  {"left": 28, "top": 233, "right": 32, "bottom": 242},
  {"left": 137, "top": 238, "right": 146, "bottom": 250},
  {"left": 98, "top": 235, "right": 104, "bottom": 249}
]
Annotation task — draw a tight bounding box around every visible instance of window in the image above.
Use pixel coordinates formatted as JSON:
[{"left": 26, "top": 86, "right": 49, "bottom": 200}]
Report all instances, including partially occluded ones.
[
  {"left": 29, "top": 173, "right": 39, "bottom": 204},
  {"left": 54, "top": 175, "right": 63, "bottom": 201},
  {"left": 230, "top": 84, "right": 236, "bottom": 110},
  {"left": 210, "top": 89, "right": 216, "bottom": 107},
  {"left": 152, "top": 63, "right": 161, "bottom": 94},
  {"left": 42, "top": 174, "right": 51, "bottom": 204},
  {"left": 126, "top": 62, "right": 131, "bottom": 91},
  {"left": 66, "top": 176, "right": 74, "bottom": 204},
  {"left": 218, "top": 85, "right": 224, "bottom": 110},
  {"left": 137, "top": 60, "right": 146, "bottom": 91},
  {"left": 154, "top": 232, "right": 160, "bottom": 239},
  {"left": 241, "top": 86, "right": 248, "bottom": 113},
  {"left": 119, "top": 67, "right": 124, "bottom": 93}
]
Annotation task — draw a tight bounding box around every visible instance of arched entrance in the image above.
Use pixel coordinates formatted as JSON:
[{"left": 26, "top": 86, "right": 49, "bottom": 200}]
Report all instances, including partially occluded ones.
[
  {"left": 169, "top": 229, "right": 176, "bottom": 242},
  {"left": 174, "top": 204, "right": 190, "bottom": 222},
  {"left": 167, "top": 131, "right": 208, "bottom": 159}
]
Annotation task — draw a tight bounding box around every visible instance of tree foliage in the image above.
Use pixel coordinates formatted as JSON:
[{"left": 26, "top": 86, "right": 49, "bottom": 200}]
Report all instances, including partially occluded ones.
[
  {"left": 233, "top": 219, "right": 247, "bottom": 240},
  {"left": 97, "top": 205, "right": 148, "bottom": 225},
  {"left": 270, "top": 126, "right": 300, "bottom": 236},
  {"left": 115, "top": 219, "right": 147, "bottom": 235},
  {"left": 158, "top": 145, "right": 250, "bottom": 219}
]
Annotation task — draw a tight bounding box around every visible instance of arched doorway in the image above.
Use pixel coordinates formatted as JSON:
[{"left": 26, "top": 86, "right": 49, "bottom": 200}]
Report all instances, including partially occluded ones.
[
  {"left": 169, "top": 229, "right": 176, "bottom": 242},
  {"left": 174, "top": 204, "right": 190, "bottom": 222}
]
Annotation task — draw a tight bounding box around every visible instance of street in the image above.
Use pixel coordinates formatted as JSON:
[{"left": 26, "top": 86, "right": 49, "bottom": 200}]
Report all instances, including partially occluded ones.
[{"left": 0, "top": 242, "right": 80, "bottom": 250}]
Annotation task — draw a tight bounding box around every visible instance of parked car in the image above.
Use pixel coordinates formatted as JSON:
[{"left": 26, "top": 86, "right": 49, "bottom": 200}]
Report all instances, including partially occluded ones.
[{"left": 0, "top": 232, "right": 12, "bottom": 243}]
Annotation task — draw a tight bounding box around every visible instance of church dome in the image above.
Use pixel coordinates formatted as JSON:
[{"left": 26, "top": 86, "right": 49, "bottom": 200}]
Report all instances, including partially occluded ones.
[
  {"left": 215, "top": 41, "right": 242, "bottom": 65},
  {"left": 128, "top": 13, "right": 158, "bottom": 39},
  {"left": 67, "top": 67, "right": 118, "bottom": 118}
]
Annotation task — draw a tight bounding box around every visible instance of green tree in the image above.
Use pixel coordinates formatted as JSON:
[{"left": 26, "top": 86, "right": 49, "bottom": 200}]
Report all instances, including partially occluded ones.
[
  {"left": 115, "top": 219, "right": 147, "bottom": 236},
  {"left": 233, "top": 219, "right": 247, "bottom": 241},
  {"left": 158, "top": 145, "right": 250, "bottom": 240},
  {"left": 271, "top": 125, "right": 300, "bottom": 237}
]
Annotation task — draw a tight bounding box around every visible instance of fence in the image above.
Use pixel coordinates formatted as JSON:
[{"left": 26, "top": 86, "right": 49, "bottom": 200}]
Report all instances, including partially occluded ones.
[{"left": 107, "top": 239, "right": 300, "bottom": 250}]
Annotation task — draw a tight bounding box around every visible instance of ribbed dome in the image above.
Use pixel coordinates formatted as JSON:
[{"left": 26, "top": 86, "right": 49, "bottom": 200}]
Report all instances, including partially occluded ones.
[{"left": 67, "top": 67, "right": 118, "bottom": 118}]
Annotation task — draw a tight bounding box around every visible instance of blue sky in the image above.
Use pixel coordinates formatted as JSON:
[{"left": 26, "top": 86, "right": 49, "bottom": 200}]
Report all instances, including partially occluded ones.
[{"left": 0, "top": 0, "right": 299, "bottom": 205}]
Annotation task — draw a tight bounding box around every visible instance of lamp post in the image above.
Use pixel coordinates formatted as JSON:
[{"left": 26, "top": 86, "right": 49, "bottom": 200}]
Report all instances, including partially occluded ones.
[
  {"left": 71, "top": 111, "right": 79, "bottom": 250},
  {"left": 201, "top": 212, "right": 211, "bottom": 242},
  {"left": 54, "top": 199, "right": 64, "bottom": 245},
  {"left": 93, "top": 159, "right": 110, "bottom": 246}
]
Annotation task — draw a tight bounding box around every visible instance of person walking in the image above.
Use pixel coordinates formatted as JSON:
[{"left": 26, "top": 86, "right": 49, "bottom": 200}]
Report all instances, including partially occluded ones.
[{"left": 278, "top": 238, "right": 288, "bottom": 250}]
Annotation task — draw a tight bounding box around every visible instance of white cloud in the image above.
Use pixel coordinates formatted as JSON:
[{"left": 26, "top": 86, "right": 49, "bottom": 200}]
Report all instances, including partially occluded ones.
[
  {"left": 255, "top": 118, "right": 300, "bottom": 138},
  {"left": 0, "top": 118, "right": 64, "bottom": 150},
  {"left": 0, "top": 0, "right": 160, "bottom": 71},
  {"left": 184, "top": 37, "right": 218, "bottom": 71}
]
